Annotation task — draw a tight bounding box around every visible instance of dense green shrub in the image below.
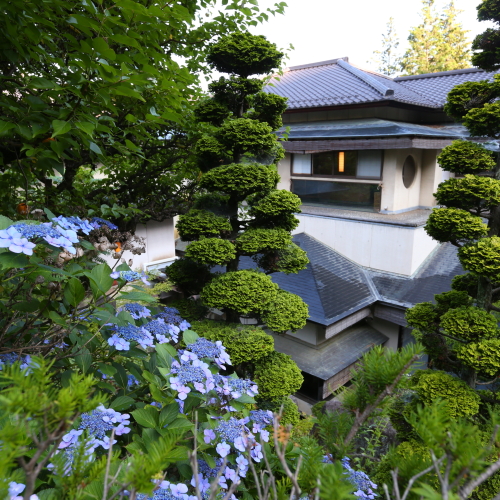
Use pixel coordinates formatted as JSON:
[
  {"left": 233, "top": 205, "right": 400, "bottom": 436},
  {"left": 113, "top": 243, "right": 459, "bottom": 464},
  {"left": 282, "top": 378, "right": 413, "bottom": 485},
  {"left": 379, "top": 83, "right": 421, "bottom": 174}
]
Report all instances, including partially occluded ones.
[
  {"left": 457, "top": 339, "right": 500, "bottom": 377},
  {"left": 256, "top": 396, "right": 301, "bottom": 427},
  {"left": 437, "top": 140, "right": 496, "bottom": 174},
  {"left": 440, "top": 306, "right": 498, "bottom": 341},
  {"left": 236, "top": 228, "right": 291, "bottom": 253},
  {"left": 253, "top": 352, "right": 304, "bottom": 400},
  {"left": 168, "top": 298, "right": 208, "bottom": 323},
  {"left": 262, "top": 289, "right": 309, "bottom": 333},
  {"left": 201, "top": 270, "right": 278, "bottom": 314},
  {"left": 424, "top": 207, "right": 488, "bottom": 244},
  {"left": 185, "top": 238, "right": 236, "bottom": 265},
  {"left": 412, "top": 371, "right": 480, "bottom": 418},
  {"left": 434, "top": 290, "right": 472, "bottom": 315},
  {"left": 405, "top": 302, "right": 438, "bottom": 332},
  {"left": 451, "top": 273, "right": 479, "bottom": 298},
  {"left": 217, "top": 118, "right": 276, "bottom": 156},
  {"left": 176, "top": 209, "right": 232, "bottom": 241},
  {"left": 165, "top": 258, "right": 213, "bottom": 295},
  {"left": 459, "top": 236, "right": 500, "bottom": 280}
]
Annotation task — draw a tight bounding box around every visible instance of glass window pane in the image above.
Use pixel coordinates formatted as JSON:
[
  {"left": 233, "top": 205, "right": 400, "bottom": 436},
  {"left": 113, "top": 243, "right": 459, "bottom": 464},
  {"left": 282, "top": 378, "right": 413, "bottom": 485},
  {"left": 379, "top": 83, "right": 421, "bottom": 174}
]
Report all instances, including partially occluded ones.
[
  {"left": 357, "top": 150, "right": 382, "bottom": 178},
  {"left": 312, "top": 152, "right": 336, "bottom": 175},
  {"left": 334, "top": 151, "right": 357, "bottom": 176},
  {"left": 292, "top": 154, "right": 312, "bottom": 174},
  {"left": 292, "top": 179, "right": 381, "bottom": 212}
]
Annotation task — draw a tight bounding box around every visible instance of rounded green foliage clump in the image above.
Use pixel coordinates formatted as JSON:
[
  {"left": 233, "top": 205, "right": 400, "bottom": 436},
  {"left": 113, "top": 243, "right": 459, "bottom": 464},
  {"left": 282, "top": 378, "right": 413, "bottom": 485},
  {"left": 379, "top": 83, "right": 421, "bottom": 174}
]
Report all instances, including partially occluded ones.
[
  {"left": 195, "top": 135, "right": 232, "bottom": 171},
  {"left": 185, "top": 238, "right": 236, "bottom": 265},
  {"left": 261, "top": 289, "right": 309, "bottom": 333},
  {"left": 176, "top": 209, "right": 232, "bottom": 241},
  {"left": 217, "top": 118, "right": 276, "bottom": 156},
  {"left": 451, "top": 273, "right": 478, "bottom": 299},
  {"left": 425, "top": 207, "right": 488, "bottom": 244},
  {"left": 168, "top": 299, "right": 208, "bottom": 323},
  {"left": 201, "top": 270, "right": 278, "bottom": 314},
  {"left": 412, "top": 370, "right": 480, "bottom": 418},
  {"left": 191, "top": 320, "right": 275, "bottom": 365},
  {"left": 254, "top": 243, "right": 309, "bottom": 274},
  {"left": 405, "top": 302, "right": 438, "bottom": 332},
  {"left": 435, "top": 175, "right": 500, "bottom": 211},
  {"left": 194, "top": 99, "right": 231, "bottom": 126},
  {"left": 207, "top": 32, "right": 284, "bottom": 77},
  {"left": 437, "top": 140, "right": 496, "bottom": 174},
  {"left": 254, "top": 351, "right": 304, "bottom": 400},
  {"left": 250, "top": 190, "right": 302, "bottom": 217},
  {"left": 249, "top": 92, "right": 288, "bottom": 131},
  {"left": 200, "top": 163, "right": 278, "bottom": 198},
  {"left": 165, "top": 258, "right": 213, "bottom": 296},
  {"left": 440, "top": 306, "right": 498, "bottom": 342},
  {"left": 256, "top": 396, "right": 300, "bottom": 427},
  {"left": 459, "top": 236, "right": 500, "bottom": 281},
  {"left": 464, "top": 102, "right": 500, "bottom": 137},
  {"left": 456, "top": 339, "right": 500, "bottom": 377},
  {"left": 434, "top": 290, "right": 472, "bottom": 315},
  {"left": 236, "top": 228, "right": 291, "bottom": 254},
  {"left": 210, "top": 76, "right": 264, "bottom": 113},
  {"left": 444, "top": 80, "right": 500, "bottom": 121}
]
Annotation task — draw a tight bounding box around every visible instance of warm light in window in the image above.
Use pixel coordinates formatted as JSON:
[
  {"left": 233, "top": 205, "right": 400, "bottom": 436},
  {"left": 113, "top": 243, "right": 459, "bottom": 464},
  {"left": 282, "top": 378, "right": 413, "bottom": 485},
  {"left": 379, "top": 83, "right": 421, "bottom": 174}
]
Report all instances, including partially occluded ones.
[{"left": 338, "top": 151, "right": 344, "bottom": 172}]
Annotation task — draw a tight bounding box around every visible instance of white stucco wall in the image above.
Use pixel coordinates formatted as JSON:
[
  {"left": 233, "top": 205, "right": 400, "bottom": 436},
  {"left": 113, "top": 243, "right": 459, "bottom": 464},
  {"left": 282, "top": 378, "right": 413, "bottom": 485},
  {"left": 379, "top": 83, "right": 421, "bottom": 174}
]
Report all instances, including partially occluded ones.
[
  {"left": 277, "top": 153, "right": 291, "bottom": 191},
  {"left": 293, "top": 214, "right": 438, "bottom": 275},
  {"left": 103, "top": 219, "right": 176, "bottom": 271}
]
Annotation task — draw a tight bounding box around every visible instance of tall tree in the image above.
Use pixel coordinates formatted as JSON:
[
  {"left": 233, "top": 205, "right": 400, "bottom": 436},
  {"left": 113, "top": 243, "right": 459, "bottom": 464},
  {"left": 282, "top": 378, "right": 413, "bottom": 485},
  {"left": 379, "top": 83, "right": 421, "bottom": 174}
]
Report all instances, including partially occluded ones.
[
  {"left": 168, "top": 32, "right": 310, "bottom": 333},
  {"left": 370, "top": 17, "right": 402, "bottom": 76},
  {"left": 0, "top": 0, "right": 285, "bottom": 218},
  {"left": 400, "top": 0, "right": 471, "bottom": 75}
]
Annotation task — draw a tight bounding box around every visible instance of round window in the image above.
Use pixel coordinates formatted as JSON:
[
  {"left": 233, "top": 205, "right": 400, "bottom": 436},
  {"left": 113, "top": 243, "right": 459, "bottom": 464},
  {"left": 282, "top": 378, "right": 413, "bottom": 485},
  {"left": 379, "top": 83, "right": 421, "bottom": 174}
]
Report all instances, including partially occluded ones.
[{"left": 402, "top": 155, "right": 416, "bottom": 188}]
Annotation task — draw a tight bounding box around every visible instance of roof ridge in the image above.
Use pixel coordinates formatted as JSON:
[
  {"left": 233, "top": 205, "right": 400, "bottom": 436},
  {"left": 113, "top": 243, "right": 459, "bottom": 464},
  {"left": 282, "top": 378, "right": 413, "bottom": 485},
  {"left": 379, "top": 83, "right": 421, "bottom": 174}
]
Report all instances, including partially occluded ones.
[
  {"left": 337, "top": 59, "right": 394, "bottom": 97},
  {"left": 286, "top": 57, "right": 349, "bottom": 72},
  {"left": 394, "top": 67, "right": 486, "bottom": 81}
]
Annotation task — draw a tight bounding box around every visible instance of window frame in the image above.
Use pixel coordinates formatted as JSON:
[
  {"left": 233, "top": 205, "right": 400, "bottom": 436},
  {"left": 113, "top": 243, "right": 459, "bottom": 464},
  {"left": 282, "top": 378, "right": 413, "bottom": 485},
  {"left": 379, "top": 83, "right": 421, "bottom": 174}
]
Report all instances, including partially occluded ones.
[{"left": 290, "top": 150, "right": 384, "bottom": 181}]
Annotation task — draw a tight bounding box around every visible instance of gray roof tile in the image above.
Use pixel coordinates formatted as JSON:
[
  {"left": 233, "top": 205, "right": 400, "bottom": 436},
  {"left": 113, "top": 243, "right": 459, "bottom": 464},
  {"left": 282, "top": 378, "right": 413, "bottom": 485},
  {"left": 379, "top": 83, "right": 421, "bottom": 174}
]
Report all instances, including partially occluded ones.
[{"left": 265, "top": 59, "right": 500, "bottom": 110}]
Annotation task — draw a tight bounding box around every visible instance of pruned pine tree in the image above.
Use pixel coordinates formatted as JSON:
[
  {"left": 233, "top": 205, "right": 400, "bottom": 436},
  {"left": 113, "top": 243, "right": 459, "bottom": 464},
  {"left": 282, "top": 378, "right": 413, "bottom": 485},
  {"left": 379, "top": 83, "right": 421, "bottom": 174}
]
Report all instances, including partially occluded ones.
[
  {"left": 169, "top": 32, "right": 309, "bottom": 333},
  {"left": 400, "top": 0, "right": 471, "bottom": 75}
]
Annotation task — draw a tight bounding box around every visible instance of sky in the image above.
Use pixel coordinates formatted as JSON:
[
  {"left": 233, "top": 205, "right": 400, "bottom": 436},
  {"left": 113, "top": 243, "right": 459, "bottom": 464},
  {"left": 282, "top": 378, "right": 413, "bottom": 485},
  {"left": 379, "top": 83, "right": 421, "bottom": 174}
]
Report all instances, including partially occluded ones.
[{"left": 245, "top": 0, "right": 494, "bottom": 73}]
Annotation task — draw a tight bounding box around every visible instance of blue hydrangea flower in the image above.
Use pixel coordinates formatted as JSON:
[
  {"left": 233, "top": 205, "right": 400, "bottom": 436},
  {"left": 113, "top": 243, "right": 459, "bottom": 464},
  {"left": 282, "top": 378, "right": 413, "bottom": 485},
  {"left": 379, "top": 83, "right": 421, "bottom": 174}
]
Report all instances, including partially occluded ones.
[
  {"left": 136, "top": 480, "right": 196, "bottom": 500},
  {"left": 249, "top": 410, "right": 273, "bottom": 433},
  {"left": 169, "top": 358, "right": 214, "bottom": 400},
  {"left": 109, "top": 324, "right": 154, "bottom": 350},
  {"left": 0, "top": 353, "right": 33, "bottom": 374},
  {"left": 53, "top": 216, "right": 94, "bottom": 235},
  {"left": 120, "top": 303, "right": 151, "bottom": 319},
  {"left": 143, "top": 318, "right": 177, "bottom": 343},
  {"left": 213, "top": 374, "right": 258, "bottom": 399},
  {"left": 342, "top": 457, "right": 377, "bottom": 499},
  {"left": 90, "top": 217, "right": 118, "bottom": 230},
  {"left": 110, "top": 270, "right": 150, "bottom": 285},
  {"left": 184, "top": 338, "right": 231, "bottom": 369},
  {"left": 8, "top": 222, "right": 77, "bottom": 254}
]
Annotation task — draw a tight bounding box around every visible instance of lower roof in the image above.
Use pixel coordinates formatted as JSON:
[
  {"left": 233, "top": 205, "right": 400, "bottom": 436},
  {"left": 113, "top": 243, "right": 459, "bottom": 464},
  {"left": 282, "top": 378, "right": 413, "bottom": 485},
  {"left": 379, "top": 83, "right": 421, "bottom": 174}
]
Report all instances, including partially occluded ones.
[{"left": 268, "top": 323, "right": 388, "bottom": 381}]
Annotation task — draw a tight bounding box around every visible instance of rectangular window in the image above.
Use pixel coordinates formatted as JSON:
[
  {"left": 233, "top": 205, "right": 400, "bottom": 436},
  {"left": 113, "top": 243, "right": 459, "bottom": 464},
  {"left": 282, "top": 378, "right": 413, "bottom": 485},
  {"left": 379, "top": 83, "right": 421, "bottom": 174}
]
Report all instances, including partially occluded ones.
[
  {"left": 292, "top": 154, "right": 312, "bottom": 174},
  {"left": 292, "top": 150, "right": 383, "bottom": 179},
  {"left": 292, "top": 179, "right": 381, "bottom": 212}
]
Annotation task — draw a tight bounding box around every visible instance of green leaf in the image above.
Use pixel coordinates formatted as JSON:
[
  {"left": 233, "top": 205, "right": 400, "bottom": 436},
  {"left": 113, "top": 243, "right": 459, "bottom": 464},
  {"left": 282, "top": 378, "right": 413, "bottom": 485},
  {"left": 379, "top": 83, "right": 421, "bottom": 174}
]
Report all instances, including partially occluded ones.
[
  {"left": 168, "top": 417, "right": 192, "bottom": 431},
  {"left": 164, "top": 446, "right": 189, "bottom": 461},
  {"left": 118, "top": 291, "right": 157, "bottom": 303},
  {"left": 75, "top": 121, "right": 95, "bottom": 136},
  {"left": 97, "top": 363, "right": 116, "bottom": 377},
  {"left": 155, "top": 343, "right": 175, "bottom": 369},
  {"left": 51, "top": 120, "right": 72, "bottom": 137},
  {"left": 112, "top": 362, "right": 129, "bottom": 389},
  {"left": 89, "top": 142, "right": 103, "bottom": 155},
  {"left": 12, "top": 300, "right": 41, "bottom": 313},
  {"left": 90, "top": 263, "right": 113, "bottom": 294},
  {"left": 44, "top": 207, "right": 56, "bottom": 221},
  {"left": 159, "top": 402, "right": 179, "bottom": 427},
  {"left": 183, "top": 329, "right": 199, "bottom": 346},
  {"left": 110, "top": 396, "right": 135, "bottom": 411},
  {"left": 113, "top": 86, "right": 145, "bottom": 101},
  {"left": 75, "top": 348, "right": 92, "bottom": 374},
  {"left": 0, "top": 253, "right": 29, "bottom": 269},
  {"left": 63, "top": 278, "right": 86, "bottom": 307},
  {"left": 235, "top": 394, "right": 256, "bottom": 404},
  {"left": 132, "top": 407, "right": 159, "bottom": 428},
  {"left": 0, "top": 215, "right": 13, "bottom": 230}
]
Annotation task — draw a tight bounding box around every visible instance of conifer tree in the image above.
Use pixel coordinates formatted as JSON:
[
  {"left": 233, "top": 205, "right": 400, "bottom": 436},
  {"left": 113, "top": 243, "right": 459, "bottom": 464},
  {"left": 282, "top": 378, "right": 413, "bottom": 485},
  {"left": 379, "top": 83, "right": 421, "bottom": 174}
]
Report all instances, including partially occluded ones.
[
  {"left": 168, "top": 32, "right": 309, "bottom": 333},
  {"left": 400, "top": 0, "right": 471, "bottom": 75},
  {"left": 370, "top": 17, "right": 402, "bottom": 76}
]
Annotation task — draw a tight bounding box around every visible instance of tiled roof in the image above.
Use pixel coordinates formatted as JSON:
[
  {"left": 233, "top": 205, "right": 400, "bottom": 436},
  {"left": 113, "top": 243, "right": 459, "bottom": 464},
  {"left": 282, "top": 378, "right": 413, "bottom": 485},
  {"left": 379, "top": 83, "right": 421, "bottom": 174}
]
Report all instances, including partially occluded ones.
[
  {"left": 269, "top": 325, "right": 388, "bottom": 380},
  {"left": 265, "top": 59, "right": 500, "bottom": 110}
]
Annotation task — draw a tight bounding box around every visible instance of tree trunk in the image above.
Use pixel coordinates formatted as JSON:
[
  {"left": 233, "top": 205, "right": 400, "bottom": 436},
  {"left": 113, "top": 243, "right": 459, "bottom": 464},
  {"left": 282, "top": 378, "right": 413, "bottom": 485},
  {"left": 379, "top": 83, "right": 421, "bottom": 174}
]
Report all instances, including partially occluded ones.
[{"left": 476, "top": 276, "right": 492, "bottom": 311}]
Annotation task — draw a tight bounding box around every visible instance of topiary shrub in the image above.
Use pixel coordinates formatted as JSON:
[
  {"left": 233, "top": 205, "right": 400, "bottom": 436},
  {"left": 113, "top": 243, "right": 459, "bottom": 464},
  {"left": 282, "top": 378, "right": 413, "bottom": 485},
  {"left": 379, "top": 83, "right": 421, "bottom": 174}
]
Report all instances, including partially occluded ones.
[
  {"left": 456, "top": 339, "right": 500, "bottom": 377},
  {"left": 195, "top": 135, "right": 232, "bottom": 171},
  {"left": 206, "top": 31, "right": 284, "bottom": 78},
  {"left": 464, "top": 101, "right": 500, "bottom": 137},
  {"left": 217, "top": 118, "right": 276, "bottom": 157},
  {"left": 254, "top": 242, "right": 310, "bottom": 275},
  {"left": 200, "top": 270, "right": 278, "bottom": 315},
  {"left": 190, "top": 320, "right": 275, "bottom": 365},
  {"left": 451, "top": 273, "right": 479, "bottom": 299},
  {"left": 256, "top": 396, "right": 301, "bottom": 427},
  {"left": 168, "top": 298, "right": 208, "bottom": 323},
  {"left": 176, "top": 209, "right": 232, "bottom": 241},
  {"left": 209, "top": 76, "right": 264, "bottom": 110},
  {"left": 440, "top": 306, "right": 498, "bottom": 342},
  {"left": 444, "top": 80, "right": 500, "bottom": 121},
  {"left": 459, "top": 236, "right": 500, "bottom": 281},
  {"left": 194, "top": 99, "right": 230, "bottom": 126},
  {"left": 412, "top": 370, "right": 480, "bottom": 418},
  {"left": 165, "top": 258, "right": 213, "bottom": 296},
  {"left": 405, "top": 302, "right": 438, "bottom": 332},
  {"left": 434, "top": 290, "right": 472, "bottom": 315},
  {"left": 435, "top": 175, "right": 500, "bottom": 212},
  {"left": 236, "top": 228, "right": 291, "bottom": 254},
  {"left": 437, "top": 140, "right": 496, "bottom": 174},
  {"left": 185, "top": 238, "right": 236, "bottom": 266},
  {"left": 424, "top": 207, "right": 488, "bottom": 244},
  {"left": 200, "top": 163, "right": 278, "bottom": 199},
  {"left": 249, "top": 189, "right": 302, "bottom": 218},
  {"left": 249, "top": 92, "right": 288, "bottom": 130},
  {"left": 261, "top": 289, "right": 309, "bottom": 333},
  {"left": 253, "top": 351, "right": 304, "bottom": 400}
]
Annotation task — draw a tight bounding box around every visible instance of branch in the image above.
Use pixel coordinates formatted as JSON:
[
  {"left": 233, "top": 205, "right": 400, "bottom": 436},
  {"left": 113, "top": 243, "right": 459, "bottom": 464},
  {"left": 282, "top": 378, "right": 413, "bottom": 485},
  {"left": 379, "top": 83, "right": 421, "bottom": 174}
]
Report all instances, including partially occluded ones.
[{"left": 459, "top": 458, "right": 500, "bottom": 499}]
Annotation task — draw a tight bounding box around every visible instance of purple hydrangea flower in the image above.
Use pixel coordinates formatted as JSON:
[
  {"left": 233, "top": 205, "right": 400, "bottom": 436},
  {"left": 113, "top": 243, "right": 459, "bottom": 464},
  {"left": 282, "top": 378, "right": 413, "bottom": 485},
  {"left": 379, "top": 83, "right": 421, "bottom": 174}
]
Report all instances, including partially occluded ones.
[{"left": 216, "top": 441, "right": 231, "bottom": 457}]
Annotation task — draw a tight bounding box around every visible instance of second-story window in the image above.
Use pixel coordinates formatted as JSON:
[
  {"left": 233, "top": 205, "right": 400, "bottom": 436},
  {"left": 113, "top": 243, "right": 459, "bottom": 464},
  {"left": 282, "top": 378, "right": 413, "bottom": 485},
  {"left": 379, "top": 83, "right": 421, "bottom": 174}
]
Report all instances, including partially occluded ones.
[{"left": 292, "top": 150, "right": 383, "bottom": 179}]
